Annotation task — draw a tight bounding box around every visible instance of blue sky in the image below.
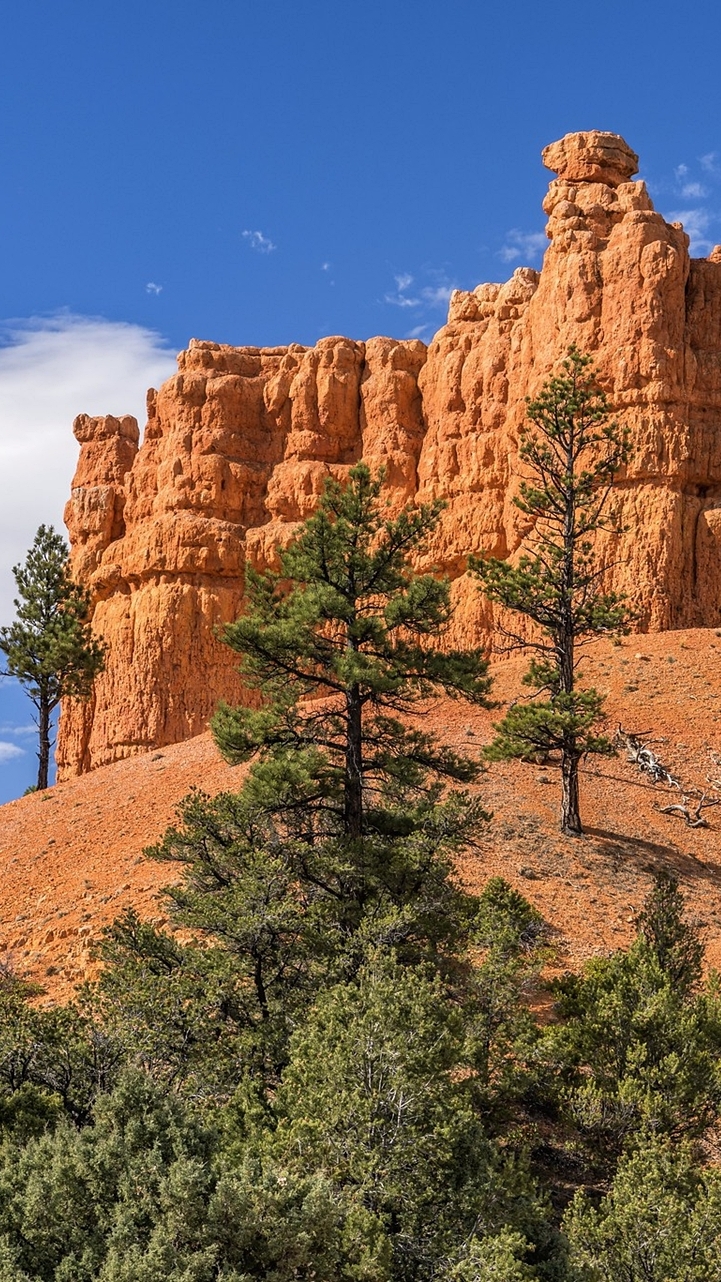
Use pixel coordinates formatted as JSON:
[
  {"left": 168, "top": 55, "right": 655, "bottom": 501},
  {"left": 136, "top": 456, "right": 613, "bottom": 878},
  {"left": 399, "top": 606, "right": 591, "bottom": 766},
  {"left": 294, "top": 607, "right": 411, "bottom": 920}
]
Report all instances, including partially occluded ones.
[{"left": 1, "top": 0, "right": 721, "bottom": 801}]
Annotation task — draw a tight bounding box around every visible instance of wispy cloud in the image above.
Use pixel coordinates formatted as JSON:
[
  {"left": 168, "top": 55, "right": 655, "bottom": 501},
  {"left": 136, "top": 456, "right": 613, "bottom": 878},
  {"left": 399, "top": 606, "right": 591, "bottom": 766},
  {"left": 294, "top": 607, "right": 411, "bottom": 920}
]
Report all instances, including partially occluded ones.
[
  {"left": 145, "top": 281, "right": 163, "bottom": 295},
  {"left": 660, "top": 152, "right": 721, "bottom": 254},
  {"left": 321, "top": 261, "right": 331, "bottom": 272},
  {"left": 381, "top": 267, "right": 457, "bottom": 342},
  {"left": 0, "top": 722, "right": 35, "bottom": 737},
  {"left": 498, "top": 229, "right": 547, "bottom": 264},
  {"left": 420, "top": 283, "right": 455, "bottom": 308},
  {"left": 0, "top": 313, "right": 176, "bottom": 626},
  {"left": 384, "top": 275, "right": 419, "bottom": 308},
  {"left": 0, "top": 742, "right": 24, "bottom": 764},
  {"left": 383, "top": 271, "right": 454, "bottom": 311},
  {"left": 666, "top": 207, "right": 715, "bottom": 254},
  {"left": 242, "top": 229, "right": 277, "bottom": 254}
]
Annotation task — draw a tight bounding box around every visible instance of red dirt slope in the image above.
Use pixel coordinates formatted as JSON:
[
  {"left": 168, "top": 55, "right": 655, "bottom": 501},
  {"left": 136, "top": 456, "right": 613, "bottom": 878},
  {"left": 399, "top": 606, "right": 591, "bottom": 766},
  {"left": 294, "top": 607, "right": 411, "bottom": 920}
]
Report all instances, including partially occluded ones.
[{"left": 2, "top": 628, "right": 721, "bottom": 1001}]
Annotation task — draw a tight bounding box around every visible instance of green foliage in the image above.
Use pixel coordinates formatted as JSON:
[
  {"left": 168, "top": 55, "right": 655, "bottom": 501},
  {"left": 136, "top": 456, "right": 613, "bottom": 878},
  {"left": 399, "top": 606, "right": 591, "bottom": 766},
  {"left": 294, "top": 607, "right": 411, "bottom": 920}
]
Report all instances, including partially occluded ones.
[
  {"left": 483, "top": 691, "right": 612, "bottom": 766},
  {"left": 544, "top": 876, "right": 721, "bottom": 1165},
  {"left": 213, "top": 464, "right": 491, "bottom": 837},
  {"left": 94, "top": 907, "right": 257, "bottom": 1100},
  {"left": 467, "top": 881, "right": 548, "bottom": 1130},
  {"left": 0, "top": 923, "right": 561, "bottom": 1282},
  {"left": 564, "top": 1139, "right": 721, "bottom": 1281},
  {"left": 6, "top": 475, "right": 721, "bottom": 1280},
  {"left": 634, "top": 869, "right": 703, "bottom": 995},
  {"left": 475, "top": 877, "right": 545, "bottom": 952},
  {"left": 0, "top": 1072, "right": 386, "bottom": 1282},
  {"left": 0, "top": 526, "right": 104, "bottom": 789},
  {"left": 472, "top": 348, "right": 631, "bottom": 834},
  {"left": 94, "top": 781, "right": 489, "bottom": 1098},
  {"left": 91, "top": 466, "right": 496, "bottom": 1104},
  {"left": 272, "top": 953, "right": 559, "bottom": 1282},
  {"left": 441, "top": 1231, "right": 537, "bottom": 1281},
  {"left": 0, "top": 970, "right": 121, "bottom": 1132},
  {"left": 9, "top": 864, "right": 721, "bottom": 1278}
]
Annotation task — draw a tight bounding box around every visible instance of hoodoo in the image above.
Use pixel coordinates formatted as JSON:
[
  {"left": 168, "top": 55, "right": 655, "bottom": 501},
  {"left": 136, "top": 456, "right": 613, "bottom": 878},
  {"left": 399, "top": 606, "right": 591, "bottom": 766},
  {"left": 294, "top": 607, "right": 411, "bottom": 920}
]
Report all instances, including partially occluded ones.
[{"left": 58, "top": 130, "right": 721, "bottom": 778}]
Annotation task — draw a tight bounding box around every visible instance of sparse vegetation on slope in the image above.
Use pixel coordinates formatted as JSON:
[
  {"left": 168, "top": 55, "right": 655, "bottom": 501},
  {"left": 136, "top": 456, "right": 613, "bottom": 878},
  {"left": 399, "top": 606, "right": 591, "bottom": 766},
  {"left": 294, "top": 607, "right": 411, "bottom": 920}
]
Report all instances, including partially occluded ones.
[{"left": 2, "top": 476, "right": 721, "bottom": 1278}]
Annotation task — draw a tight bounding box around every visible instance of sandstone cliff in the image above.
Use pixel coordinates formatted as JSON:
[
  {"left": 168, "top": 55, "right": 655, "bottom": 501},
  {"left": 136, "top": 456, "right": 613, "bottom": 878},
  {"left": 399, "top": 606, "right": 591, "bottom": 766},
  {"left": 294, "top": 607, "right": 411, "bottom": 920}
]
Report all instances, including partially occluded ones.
[{"left": 58, "top": 130, "right": 721, "bottom": 778}]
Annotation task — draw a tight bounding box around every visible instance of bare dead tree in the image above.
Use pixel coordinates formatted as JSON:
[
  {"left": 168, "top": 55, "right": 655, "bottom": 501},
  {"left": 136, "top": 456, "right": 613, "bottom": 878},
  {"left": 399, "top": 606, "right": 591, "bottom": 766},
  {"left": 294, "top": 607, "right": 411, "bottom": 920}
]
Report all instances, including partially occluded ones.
[
  {"left": 659, "top": 793, "right": 721, "bottom": 829},
  {"left": 615, "top": 726, "right": 681, "bottom": 790},
  {"left": 616, "top": 726, "right": 721, "bottom": 829}
]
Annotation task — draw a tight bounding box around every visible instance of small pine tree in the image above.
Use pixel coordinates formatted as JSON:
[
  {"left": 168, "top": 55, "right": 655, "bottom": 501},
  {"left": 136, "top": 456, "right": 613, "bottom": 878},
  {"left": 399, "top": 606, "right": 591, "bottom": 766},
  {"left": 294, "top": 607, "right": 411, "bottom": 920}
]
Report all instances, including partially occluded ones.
[
  {"left": 565, "top": 1138, "right": 721, "bottom": 1281},
  {"left": 0, "top": 526, "right": 105, "bottom": 790},
  {"left": 472, "top": 347, "right": 631, "bottom": 835},
  {"left": 547, "top": 874, "right": 721, "bottom": 1163},
  {"left": 213, "top": 464, "right": 493, "bottom": 839},
  {"left": 635, "top": 870, "right": 704, "bottom": 996}
]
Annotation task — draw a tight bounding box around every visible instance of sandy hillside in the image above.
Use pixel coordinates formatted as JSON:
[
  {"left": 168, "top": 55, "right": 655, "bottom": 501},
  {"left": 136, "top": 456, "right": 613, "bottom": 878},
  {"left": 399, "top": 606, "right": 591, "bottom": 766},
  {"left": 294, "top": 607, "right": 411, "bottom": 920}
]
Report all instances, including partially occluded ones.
[{"left": 2, "top": 627, "right": 721, "bottom": 1001}]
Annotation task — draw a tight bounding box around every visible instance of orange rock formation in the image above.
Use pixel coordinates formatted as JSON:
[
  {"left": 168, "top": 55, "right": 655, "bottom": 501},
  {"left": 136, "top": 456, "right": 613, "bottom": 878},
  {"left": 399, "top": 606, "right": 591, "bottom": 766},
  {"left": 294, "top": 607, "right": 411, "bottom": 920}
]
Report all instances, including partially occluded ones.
[{"left": 58, "top": 130, "right": 721, "bottom": 778}]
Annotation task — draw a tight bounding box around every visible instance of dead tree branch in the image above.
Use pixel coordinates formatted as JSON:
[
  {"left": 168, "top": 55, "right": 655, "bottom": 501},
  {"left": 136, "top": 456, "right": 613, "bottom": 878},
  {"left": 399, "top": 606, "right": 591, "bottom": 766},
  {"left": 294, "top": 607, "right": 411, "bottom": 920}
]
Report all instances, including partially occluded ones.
[
  {"left": 658, "top": 792, "right": 721, "bottom": 829},
  {"left": 615, "top": 726, "right": 681, "bottom": 790}
]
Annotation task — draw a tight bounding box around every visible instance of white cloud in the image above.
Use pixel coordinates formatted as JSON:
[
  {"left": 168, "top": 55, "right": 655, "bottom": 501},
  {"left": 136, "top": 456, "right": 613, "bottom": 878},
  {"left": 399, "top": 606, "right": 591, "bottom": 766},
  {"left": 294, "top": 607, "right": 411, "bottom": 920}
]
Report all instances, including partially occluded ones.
[
  {"left": 242, "top": 229, "right": 277, "bottom": 254},
  {"left": 384, "top": 272, "right": 455, "bottom": 312},
  {"left": 420, "top": 284, "right": 454, "bottom": 308},
  {"left": 665, "top": 207, "right": 715, "bottom": 253},
  {"left": 405, "top": 323, "right": 432, "bottom": 340},
  {"left": 0, "top": 313, "right": 176, "bottom": 625},
  {"left": 385, "top": 291, "right": 418, "bottom": 309},
  {"left": 0, "top": 721, "right": 35, "bottom": 736},
  {"left": 321, "top": 261, "right": 331, "bottom": 272},
  {"left": 384, "top": 274, "right": 418, "bottom": 307},
  {"left": 662, "top": 148, "right": 721, "bottom": 254},
  {"left": 659, "top": 147, "right": 721, "bottom": 254},
  {"left": 0, "top": 741, "right": 24, "bottom": 764},
  {"left": 498, "top": 229, "right": 547, "bottom": 264},
  {"left": 145, "top": 281, "right": 163, "bottom": 295}
]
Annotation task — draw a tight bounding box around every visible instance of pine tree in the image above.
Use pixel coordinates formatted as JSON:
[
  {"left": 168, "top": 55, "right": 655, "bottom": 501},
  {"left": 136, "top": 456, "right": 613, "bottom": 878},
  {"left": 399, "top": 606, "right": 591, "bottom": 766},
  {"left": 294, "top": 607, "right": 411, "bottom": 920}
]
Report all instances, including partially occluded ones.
[
  {"left": 0, "top": 526, "right": 105, "bottom": 790},
  {"left": 273, "top": 954, "right": 550, "bottom": 1280},
  {"left": 94, "top": 469, "right": 494, "bottom": 1095},
  {"left": 546, "top": 875, "right": 721, "bottom": 1164},
  {"left": 565, "top": 1139, "right": 721, "bottom": 1281},
  {"left": 472, "top": 348, "right": 631, "bottom": 836},
  {"left": 635, "top": 870, "right": 704, "bottom": 996},
  {"left": 213, "top": 464, "right": 492, "bottom": 839}
]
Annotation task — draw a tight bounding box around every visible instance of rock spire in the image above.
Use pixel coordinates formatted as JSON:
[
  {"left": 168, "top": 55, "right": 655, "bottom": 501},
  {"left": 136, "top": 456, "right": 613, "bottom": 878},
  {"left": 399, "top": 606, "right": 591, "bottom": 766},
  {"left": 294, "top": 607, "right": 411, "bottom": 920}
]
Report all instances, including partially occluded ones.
[{"left": 58, "top": 132, "right": 721, "bottom": 777}]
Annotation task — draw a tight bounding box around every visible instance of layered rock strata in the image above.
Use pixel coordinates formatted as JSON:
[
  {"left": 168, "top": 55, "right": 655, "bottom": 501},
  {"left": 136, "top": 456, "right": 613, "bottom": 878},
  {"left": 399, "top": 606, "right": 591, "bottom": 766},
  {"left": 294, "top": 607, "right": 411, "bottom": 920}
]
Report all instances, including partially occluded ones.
[{"left": 58, "top": 130, "right": 721, "bottom": 777}]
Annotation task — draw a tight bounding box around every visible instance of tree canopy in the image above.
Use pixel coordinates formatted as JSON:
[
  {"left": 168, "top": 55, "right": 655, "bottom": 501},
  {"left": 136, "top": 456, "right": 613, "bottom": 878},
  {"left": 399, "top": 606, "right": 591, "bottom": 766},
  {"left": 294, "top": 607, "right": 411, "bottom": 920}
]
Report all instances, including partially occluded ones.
[{"left": 213, "top": 463, "right": 492, "bottom": 838}]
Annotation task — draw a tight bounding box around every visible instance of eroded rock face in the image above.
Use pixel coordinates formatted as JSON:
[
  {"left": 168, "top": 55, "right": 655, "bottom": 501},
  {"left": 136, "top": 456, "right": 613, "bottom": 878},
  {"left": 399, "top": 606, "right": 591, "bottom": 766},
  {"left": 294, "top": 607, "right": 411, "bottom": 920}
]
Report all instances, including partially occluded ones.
[{"left": 58, "top": 131, "right": 721, "bottom": 777}]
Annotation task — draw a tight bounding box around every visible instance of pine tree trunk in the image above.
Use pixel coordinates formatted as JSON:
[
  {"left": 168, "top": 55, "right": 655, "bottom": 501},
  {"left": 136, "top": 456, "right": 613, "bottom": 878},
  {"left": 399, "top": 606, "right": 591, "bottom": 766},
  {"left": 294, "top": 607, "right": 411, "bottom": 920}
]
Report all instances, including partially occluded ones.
[
  {"left": 37, "top": 695, "right": 51, "bottom": 791},
  {"left": 559, "top": 443, "right": 580, "bottom": 835},
  {"left": 344, "top": 684, "right": 363, "bottom": 838},
  {"left": 560, "top": 749, "right": 582, "bottom": 836}
]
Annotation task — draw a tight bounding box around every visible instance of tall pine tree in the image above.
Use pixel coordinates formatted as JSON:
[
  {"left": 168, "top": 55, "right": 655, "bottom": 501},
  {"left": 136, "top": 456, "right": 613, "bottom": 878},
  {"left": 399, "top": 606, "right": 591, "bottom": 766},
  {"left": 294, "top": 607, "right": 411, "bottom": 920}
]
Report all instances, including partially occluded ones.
[
  {"left": 213, "top": 463, "right": 492, "bottom": 838},
  {"left": 94, "top": 467, "right": 496, "bottom": 1095},
  {"left": 0, "top": 526, "right": 105, "bottom": 790},
  {"left": 472, "top": 348, "right": 631, "bottom": 835}
]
